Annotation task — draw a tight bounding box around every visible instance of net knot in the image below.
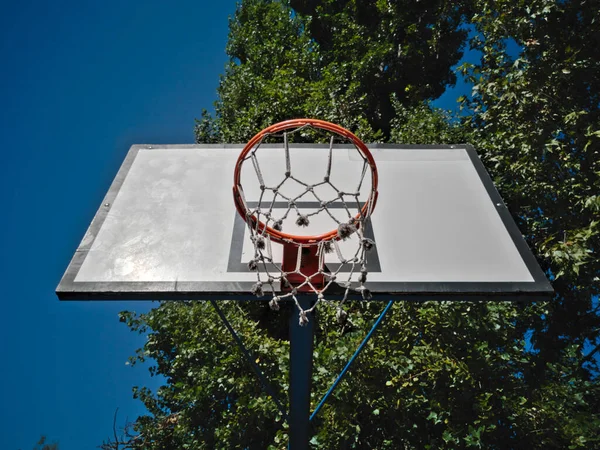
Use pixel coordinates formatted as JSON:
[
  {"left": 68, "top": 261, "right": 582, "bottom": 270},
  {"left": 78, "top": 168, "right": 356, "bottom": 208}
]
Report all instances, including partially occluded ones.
[
  {"left": 254, "top": 236, "right": 266, "bottom": 250},
  {"left": 296, "top": 215, "right": 310, "bottom": 227},
  {"left": 251, "top": 282, "right": 264, "bottom": 297},
  {"left": 358, "top": 286, "right": 372, "bottom": 300},
  {"left": 336, "top": 307, "right": 348, "bottom": 324},
  {"left": 338, "top": 222, "right": 357, "bottom": 240},
  {"left": 299, "top": 310, "right": 309, "bottom": 326},
  {"left": 248, "top": 259, "right": 258, "bottom": 271},
  {"left": 273, "top": 220, "right": 283, "bottom": 231},
  {"left": 269, "top": 296, "right": 280, "bottom": 311},
  {"left": 321, "top": 240, "right": 333, "bottom": 254},
  {"left": 362, "top": 238, "right": 375, "bottom": 251},
  {"left": 359, "top": 271, "right": 367, "bottom": 283}
]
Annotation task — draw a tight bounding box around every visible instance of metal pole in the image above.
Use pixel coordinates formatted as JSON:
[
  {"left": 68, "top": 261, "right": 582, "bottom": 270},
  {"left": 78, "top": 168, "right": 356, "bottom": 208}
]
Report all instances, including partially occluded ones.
[
  {"left": 288, "top": 298, "right": 315, "bottom": 449},
  {"left": 310, "top": 300, "right": 394, "bottom": 421}
]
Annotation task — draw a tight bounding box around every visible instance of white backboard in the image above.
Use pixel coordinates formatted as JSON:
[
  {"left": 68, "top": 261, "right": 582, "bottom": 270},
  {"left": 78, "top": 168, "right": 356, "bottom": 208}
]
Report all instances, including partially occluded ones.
[{"left": 57, "top": 144, "right": 552, "bottom": 301}]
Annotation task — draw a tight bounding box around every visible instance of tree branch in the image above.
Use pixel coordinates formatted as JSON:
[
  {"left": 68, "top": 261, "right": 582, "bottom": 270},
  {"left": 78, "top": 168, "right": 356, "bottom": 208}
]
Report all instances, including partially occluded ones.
[{"left": 113, "top": 408, "right": 119, "bottom": 450}]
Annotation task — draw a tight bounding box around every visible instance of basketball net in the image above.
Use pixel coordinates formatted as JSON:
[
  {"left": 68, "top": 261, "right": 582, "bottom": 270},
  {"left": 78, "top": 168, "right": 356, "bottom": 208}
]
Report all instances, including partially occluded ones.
[{"left": 233, "top": 119, "right": 378, "bottom": 325}]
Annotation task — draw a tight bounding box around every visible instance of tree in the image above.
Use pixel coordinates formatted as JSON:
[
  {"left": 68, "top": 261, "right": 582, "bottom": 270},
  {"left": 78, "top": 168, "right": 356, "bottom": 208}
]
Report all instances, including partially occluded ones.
[
  {"left": 32, "top": 436, "right": 59, "bottom": 450},
  {"left": 119, "top": 0, "right": 600, "bottom": 448},
  {"left": 456, "top": 1, "right": 600, "bottom": 445},
  {"left": 195, "top": 0, "right": 469, "bottom": 143},
  {"left": 290, "top": 0, "right": 469, "bottom": 137},
  {"left": 195, "top": 0, "right": 322, "bottom": 143},
  {"left": 99, "top": 409, "right": 139, "bottom": 450}
]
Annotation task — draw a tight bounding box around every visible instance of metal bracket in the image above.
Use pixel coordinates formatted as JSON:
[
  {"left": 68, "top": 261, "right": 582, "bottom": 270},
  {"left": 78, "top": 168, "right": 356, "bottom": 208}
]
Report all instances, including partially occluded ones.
[
  {"left": 310, "top": 300, "right": 394, "bottom": 421},
  {"left": 210, "top": 300, "right": 287, "bottom": 420}
]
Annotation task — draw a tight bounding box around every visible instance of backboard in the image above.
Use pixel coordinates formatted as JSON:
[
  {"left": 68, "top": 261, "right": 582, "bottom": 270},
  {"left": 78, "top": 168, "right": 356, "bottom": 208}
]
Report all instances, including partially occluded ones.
[{"left": 56, "top": 143, "right": 553, "bottom": 301}]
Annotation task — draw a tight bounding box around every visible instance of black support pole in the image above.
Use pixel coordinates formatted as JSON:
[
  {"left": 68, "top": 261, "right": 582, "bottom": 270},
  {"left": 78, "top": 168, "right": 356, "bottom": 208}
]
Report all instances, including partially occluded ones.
[{"left": 288, "top": 298, "right": 315, "bottom": 449}]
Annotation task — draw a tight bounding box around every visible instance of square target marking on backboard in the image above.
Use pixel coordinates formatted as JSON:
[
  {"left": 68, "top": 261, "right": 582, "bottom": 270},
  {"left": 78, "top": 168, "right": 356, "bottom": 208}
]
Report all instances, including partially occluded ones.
[{"left": 227, "top": 201, "right": 381, "bottom": 274}]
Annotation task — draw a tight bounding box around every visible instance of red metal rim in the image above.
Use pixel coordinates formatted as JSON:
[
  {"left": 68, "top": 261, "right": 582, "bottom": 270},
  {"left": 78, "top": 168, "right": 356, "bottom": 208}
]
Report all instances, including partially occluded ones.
[{"left": 233, "top": 118, "right": 379, "bottom": 245}]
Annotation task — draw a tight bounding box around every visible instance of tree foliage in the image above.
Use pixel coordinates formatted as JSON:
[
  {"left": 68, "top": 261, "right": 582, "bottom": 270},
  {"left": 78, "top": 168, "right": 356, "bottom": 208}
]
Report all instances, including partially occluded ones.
[
  {"left": 119, "top": 0, "right": 599, "bottom": 448},
  {"left": 195, "top": 0, "right": 468, "bottom": 143},
  {"left": 32, "top": 436, "right": 59, "bottom": 450},
  {"left": 291, "top": 0, "right": 468, "bottom": 137},
  {"left": 455, "top": 2, "right": 600, "bottom": 444}
]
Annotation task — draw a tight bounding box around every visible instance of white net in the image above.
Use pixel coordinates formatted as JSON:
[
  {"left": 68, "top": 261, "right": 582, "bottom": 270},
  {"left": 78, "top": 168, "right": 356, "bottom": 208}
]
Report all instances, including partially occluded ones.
[{"left": 234, "top": 122, "right": 378, "bottom": 325}]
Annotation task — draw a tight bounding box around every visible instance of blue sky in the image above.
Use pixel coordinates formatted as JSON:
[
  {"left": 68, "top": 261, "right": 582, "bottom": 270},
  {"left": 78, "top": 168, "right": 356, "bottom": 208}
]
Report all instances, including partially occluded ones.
[
  {"left": 0, "top": 2, "right": 471, "bottom": 449},
  {"left": 1, "top": 2, "right": 237, "bottom": 448}
]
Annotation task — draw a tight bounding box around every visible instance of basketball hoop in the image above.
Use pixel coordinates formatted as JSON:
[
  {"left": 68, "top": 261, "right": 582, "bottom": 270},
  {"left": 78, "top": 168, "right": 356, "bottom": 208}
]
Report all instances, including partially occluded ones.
[{"left": 233, "top": 119, "right": 379, "bottom": 324}]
